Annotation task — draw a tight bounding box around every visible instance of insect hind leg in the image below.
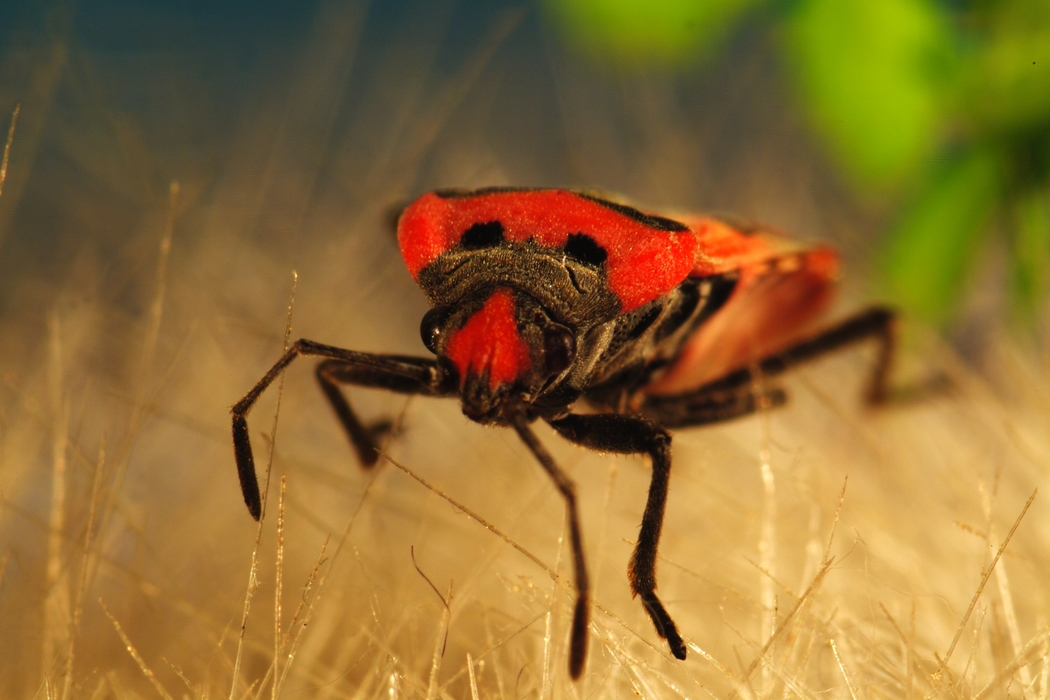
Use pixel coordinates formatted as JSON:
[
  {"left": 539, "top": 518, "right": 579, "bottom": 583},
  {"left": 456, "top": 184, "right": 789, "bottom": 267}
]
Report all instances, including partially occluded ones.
[{"left": 645, "top": 306, "right": 898, "bottom": 424}]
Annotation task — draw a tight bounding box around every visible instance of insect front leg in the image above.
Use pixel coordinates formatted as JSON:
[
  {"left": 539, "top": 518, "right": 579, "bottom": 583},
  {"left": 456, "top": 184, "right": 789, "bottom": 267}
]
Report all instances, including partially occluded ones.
[
  {"left": 232, "top": 339, "right": 451, "bottom": 520},
  {"left": 512, "top": 416, "right": 592, "bottom": 680},
  {"left": 315, "top": 355, "right": 452, "bottom": 468},
  {"left": 546, "top": 413, "right": 688, "bottom": 663}
]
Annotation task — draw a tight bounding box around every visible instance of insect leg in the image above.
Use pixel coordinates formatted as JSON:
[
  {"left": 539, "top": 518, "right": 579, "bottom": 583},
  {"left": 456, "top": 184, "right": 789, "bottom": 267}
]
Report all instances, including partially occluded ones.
[
  {"left": 640, "top": 385, "right": 788, "bottom": 428},
  {"left": 546, "top": 413, "right": 688, "bottom": 663},
  {"left": 232, "top": 340, "right": 450, "bottom": 520},
  {"left": 683, "top": 305, "right": 897, "bottom": 406},
  {"left": 512, "top": 416, "right": 592, "bottom": 680},
  {"left": 316, "top": 355, "right": 450, "bottom": 469}
]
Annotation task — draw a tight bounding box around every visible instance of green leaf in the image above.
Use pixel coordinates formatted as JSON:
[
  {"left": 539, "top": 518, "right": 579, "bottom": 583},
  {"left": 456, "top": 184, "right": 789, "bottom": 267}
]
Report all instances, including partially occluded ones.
[
  {"left": 964, "top": 21, "right": 1050, "bottom": 136},
  {"left": 879, "top": 147, "right": 1001, "bottom": 325},
  {"left": 542, "top": 0, "right": 767, "bottom": 68},
  {"left": 783, "top": 0, "right": 955, "bottom": 192}
]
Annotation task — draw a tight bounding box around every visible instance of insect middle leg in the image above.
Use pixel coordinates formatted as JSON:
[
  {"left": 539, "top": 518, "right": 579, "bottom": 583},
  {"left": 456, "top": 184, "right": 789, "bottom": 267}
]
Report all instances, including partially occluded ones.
[
  {"left": 232, "top": 339, "right": 452, "bottom": 520},
  {"left": 546, "top": 413, "right": 688, "bottom": 663}
]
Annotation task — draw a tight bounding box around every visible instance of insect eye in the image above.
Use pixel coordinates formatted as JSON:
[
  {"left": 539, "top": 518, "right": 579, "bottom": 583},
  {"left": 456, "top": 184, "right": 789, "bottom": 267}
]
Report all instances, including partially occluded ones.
[
  {"left": 420, "top": 306, "right": 454, "bottom": 354},
  {"left": 543, "top": 324, "right": 577, "bottom": 376}
]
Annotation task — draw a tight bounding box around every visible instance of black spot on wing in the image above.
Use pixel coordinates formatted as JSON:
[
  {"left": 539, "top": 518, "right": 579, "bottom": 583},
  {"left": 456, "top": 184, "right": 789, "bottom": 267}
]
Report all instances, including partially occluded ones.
[
  {"left": 564, "top": 232, "right": 608, "bottom": 266},
  {"left": 459, "top": 221, "right": 505, "bottom": 249},
  {"left": 575, "top": 192, "right": 689, "bottom": 232}
]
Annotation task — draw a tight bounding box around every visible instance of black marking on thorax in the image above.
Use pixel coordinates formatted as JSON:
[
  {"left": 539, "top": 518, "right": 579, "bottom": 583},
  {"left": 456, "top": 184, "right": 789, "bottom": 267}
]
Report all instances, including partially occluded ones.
[
  {"left": 580, "top": 272, "right": 740, "bottom": 404},
  {"left": 564, "top": 232, "right": 608, "bottom": 266},
  {"left": 460, "top": 221, "right": 505, "bottom": 249}
]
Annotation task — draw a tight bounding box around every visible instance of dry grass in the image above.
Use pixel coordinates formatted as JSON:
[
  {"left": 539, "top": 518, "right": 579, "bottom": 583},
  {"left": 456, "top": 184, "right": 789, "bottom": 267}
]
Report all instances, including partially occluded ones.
[{"left": 2, "top": 6, "right": 1050, "bottom": 699}]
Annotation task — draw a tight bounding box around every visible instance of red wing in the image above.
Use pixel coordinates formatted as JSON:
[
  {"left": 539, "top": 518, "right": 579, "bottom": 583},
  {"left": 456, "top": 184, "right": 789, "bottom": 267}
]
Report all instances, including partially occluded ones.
[
  {"left": 644, "top": 217, "right": 840, "bottom": 396},
  {"left": 684, "top": 216, "right": 821, "bottom": 276}
]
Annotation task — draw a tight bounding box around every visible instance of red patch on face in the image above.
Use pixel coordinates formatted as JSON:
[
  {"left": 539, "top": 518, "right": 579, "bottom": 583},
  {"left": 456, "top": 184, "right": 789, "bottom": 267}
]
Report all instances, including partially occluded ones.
[
  {"left": 445, "top": 289, "right": 531, "bottom": 390},
  {"left": 398, "top": 190, "right": 698, "bottom": 312}
]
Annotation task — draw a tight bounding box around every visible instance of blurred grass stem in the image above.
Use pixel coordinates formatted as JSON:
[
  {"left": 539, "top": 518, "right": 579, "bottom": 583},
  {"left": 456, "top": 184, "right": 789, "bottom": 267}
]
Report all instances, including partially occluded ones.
[{"left": 0, "top": 103, "right": 18, "bottom": 201}]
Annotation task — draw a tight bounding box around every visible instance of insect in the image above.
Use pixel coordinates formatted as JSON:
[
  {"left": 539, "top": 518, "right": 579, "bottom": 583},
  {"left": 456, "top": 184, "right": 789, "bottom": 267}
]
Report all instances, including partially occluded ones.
[{"left": 231, "top": 187, "right": 896, "bottom": 679}]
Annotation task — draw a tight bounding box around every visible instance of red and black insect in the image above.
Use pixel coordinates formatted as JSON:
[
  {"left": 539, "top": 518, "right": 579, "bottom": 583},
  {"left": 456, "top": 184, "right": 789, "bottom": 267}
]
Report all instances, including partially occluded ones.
[{"left": 232, "top": 187, "right": 896, "bottom": 679}]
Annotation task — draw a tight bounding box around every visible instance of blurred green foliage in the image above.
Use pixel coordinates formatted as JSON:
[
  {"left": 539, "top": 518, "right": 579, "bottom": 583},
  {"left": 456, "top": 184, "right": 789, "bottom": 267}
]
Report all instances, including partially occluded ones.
[
  {"left": 783, "top": 0, "right": 955, "bottom": 191},
  {"left": 880, "top": 147, "right": 1001, "bottom": 322},
  {"left": 541, "top": 0, "right": 765, "bottom": 66},
  {"left": 544, "top": 0, "right": 1050, "bottom": 329}
]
